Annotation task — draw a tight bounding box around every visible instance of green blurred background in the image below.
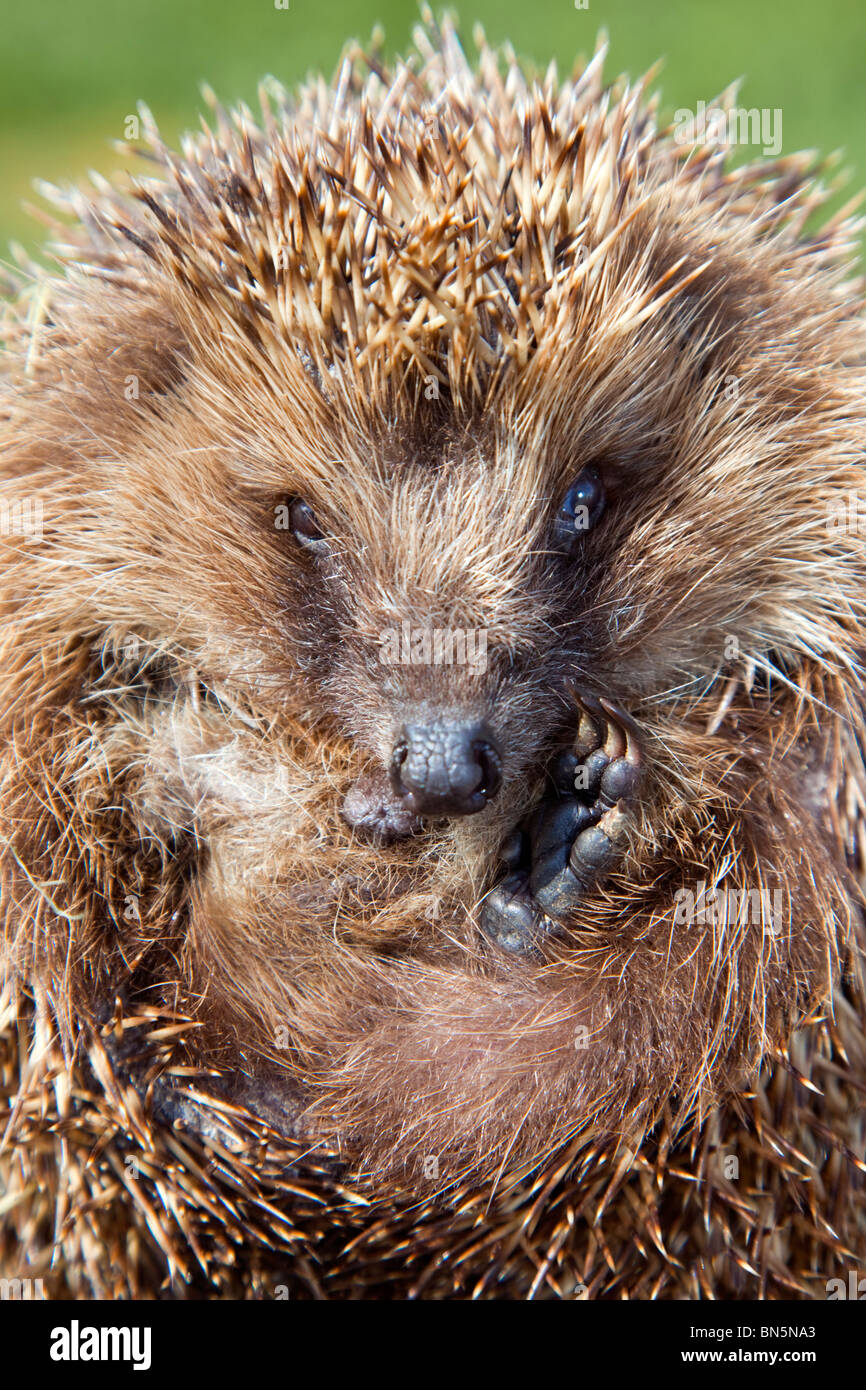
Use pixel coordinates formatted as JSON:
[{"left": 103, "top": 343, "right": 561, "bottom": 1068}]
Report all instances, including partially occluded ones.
[{"left": 2, "top": 0, "right": 865, "bottom": 261}]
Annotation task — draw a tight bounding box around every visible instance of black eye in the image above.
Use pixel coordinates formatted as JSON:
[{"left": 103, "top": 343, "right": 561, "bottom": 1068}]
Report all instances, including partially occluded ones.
[
  {"left": 553, "top": 467, "right": 606, "bottom": 552},
  {"left": 289, "top": 499, "right": 328, "bottom": 554}
]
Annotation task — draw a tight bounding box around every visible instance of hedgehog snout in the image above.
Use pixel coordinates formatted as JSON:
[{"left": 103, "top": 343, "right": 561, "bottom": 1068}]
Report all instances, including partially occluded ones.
[{"left": 389, "top": 718, "right": 502, "bottom": 817}]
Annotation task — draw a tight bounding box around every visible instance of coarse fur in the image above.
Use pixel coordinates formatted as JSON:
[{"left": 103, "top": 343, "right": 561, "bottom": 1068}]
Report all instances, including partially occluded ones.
[{"left": 1, "top": 14, "right": 866, "bottom": 1297}]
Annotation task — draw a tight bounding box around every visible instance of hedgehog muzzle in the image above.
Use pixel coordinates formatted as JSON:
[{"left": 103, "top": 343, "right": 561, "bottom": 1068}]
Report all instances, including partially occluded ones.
[{"left": 390, "top": 718, "right": 502, "bottom": 817}]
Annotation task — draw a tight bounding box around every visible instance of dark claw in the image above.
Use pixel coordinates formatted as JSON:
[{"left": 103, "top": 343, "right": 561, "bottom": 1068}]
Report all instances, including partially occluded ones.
[
  {"left": 574, "top": 707, "right": 602, "bottom": 759},
  {"left": 575, "top": 694, "right": 641, "bottom": 767},
  {"left": 598, "top": 696, "right": 642, "bottom": 767}
]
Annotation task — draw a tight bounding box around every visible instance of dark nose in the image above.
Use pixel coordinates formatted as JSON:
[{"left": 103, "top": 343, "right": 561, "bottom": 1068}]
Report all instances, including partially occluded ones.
[{"left": 391, "top": 719, "right": 502, "bottom": 816}]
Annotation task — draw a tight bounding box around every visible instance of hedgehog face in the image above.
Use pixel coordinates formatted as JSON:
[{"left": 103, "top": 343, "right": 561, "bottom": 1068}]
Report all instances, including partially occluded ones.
[
  {"left": 273, "top": 439, "right": 615, "bottom": 823},
  {"left": 293, "top": 461, "right": 607, "bottom": 819},
  {"left": 123, "top": 383, "right": 620, "bottom": 833}
]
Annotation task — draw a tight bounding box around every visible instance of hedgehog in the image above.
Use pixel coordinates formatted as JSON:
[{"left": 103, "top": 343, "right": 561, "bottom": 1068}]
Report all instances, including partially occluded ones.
[{"left": 2, "top": 14, "right": 866, "bottom": 1300}]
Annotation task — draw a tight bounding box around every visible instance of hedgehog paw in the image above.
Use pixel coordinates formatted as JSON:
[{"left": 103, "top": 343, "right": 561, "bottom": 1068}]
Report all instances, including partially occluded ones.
[{"left": 480, "top": 696, "right": 641, "bottom": 953}]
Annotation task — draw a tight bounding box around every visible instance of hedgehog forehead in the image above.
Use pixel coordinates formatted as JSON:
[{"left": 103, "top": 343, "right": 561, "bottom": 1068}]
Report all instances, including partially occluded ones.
[
  {"left": 296, "top": 422, "right": 539, "bottom": 538},
  {"left": 124, "top": 35, "right": 704, "bottom": 420}
]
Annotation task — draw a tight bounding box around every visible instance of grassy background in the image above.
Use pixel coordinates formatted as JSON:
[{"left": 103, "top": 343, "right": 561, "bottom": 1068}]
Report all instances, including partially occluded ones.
[{"left": 2, "top": 0, "right": 865, "bottom": 260}]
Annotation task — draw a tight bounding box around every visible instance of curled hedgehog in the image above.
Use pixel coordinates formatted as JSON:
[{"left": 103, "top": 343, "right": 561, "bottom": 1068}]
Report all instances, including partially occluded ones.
[{"left": 2, "top": 15, "right": 866, "bottom": 1299}]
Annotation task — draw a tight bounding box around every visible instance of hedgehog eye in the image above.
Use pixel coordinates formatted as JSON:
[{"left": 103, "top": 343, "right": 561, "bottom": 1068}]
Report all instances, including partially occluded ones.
[
  {"left": 289, "top": 499, "right": 328, "bottom": 554},
  {"left": 553, "top": 467, "right": 606, "bottom": 552}
]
